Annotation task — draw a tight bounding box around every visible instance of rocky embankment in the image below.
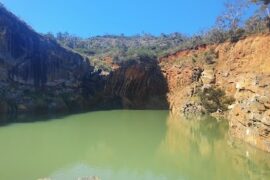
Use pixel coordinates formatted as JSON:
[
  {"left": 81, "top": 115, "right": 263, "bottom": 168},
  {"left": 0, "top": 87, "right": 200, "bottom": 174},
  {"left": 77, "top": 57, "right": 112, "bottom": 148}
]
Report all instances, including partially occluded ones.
[{"left": 160, "top": 34, "right": 270, "bottom": 152}]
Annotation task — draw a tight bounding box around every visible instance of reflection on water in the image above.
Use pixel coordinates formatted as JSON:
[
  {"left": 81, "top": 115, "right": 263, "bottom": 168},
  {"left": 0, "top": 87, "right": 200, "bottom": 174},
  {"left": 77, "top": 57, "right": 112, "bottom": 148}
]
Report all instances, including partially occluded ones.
[
  {"left": 0, "top": 110, "right": 269, "bottom": 180},
  {"left": 158, "top": 114, "right": 270, "bottom": 180}
]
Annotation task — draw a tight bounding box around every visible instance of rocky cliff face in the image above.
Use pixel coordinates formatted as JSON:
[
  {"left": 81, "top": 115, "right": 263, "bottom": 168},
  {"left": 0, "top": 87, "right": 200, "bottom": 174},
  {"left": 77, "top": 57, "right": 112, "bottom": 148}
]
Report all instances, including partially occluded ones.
[
  {"left": 0, "top": 4, "right": 168, "bottom": 118},
  {"left": 160, "top": 34, "right": 270, "bottom": 152},
  {"left": 215, "top": 36, "right": 270, "bottom": 153},
  {"left": 0, "top": 5, "right": 101, "bottom": 118},
  {"left": 0, "top": 5, "right": 90, "bottom": 87},
  {"left": 104, "top": 58, "right": 169, "bottom": 109}
]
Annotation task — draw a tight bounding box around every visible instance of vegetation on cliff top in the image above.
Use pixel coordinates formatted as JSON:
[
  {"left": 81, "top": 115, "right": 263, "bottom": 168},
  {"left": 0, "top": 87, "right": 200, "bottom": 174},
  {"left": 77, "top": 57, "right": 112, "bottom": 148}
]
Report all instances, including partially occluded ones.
[
  {"left": 38, "top": 0, "right": 270, "bottom": 72},
  {"left": 1, "top": 0, "right": 269, "bottom": 73},
  {"left": 2, "top": 0, "right": 268, "bottom": 72}
]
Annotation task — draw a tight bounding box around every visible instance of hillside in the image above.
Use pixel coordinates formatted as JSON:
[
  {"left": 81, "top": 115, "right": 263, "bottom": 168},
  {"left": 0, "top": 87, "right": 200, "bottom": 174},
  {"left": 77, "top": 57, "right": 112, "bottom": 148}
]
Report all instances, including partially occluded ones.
[{"left": 54, "top": 33, "right": 187, "bottom": 72}]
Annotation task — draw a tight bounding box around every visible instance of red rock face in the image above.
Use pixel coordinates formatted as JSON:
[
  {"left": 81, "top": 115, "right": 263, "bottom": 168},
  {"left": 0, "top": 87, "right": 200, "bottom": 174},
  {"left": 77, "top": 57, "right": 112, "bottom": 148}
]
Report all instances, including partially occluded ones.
[
  {"left": 104, "top": 59, "right": 169, "bottom": 109},
  {"left": 228, "top": 74, "right": 270, "bottom": 152},
  {"left": 160, "top": 35, "right": 270, "bottom": 152}
]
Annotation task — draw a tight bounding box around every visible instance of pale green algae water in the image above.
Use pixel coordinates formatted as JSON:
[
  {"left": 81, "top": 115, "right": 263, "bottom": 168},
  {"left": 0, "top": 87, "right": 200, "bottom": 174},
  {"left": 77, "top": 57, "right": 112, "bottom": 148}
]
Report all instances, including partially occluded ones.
[{"left": 0, "top": 110, "right": 269, "bottom": 180}]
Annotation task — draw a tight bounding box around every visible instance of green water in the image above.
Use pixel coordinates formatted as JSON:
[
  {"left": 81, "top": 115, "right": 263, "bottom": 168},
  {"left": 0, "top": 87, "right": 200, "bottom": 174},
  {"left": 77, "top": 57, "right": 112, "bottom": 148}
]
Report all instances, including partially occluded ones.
[{"left": 0, "top": 110, "right": 269, "bottom": 180}]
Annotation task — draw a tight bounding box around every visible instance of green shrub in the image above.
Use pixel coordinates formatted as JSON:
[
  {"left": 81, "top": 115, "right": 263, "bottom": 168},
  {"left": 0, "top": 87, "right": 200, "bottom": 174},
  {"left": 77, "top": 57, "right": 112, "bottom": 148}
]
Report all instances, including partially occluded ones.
[
  {"left": 198, "top": 87, "right": 235, "bottom": 113},
  {"left": 229, "top": 29, "right": 246, "bottom": 43},
  {"left": 204, "top": 28, "right": 228, "bottom": 44},
  {"left": 203, "top": 49, "right": 218, "bottom": 64},
  {"left": 245, "top": 15, "right": 269, "bottom": 34}
]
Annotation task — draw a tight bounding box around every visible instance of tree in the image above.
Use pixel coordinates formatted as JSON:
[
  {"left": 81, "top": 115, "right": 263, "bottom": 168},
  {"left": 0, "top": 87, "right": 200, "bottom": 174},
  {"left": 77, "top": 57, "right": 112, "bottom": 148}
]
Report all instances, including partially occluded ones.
[
  {"left": 245, "top": 14, "right": 268, "bottom": 33},
  {"left": 252, "top": 0, "right": 270, "bottom": 30},
  {"left": 44, "top": 32, "right": 55, "bottom": 40},
  {"left": 216, "top": 0, "right": 248, "bottom": 31},
  {"left": 252, "top": 1, "right": 270, "bottom": 17},
  {"left": 214, "top": 0, "right": 250, "bottom": 42}
]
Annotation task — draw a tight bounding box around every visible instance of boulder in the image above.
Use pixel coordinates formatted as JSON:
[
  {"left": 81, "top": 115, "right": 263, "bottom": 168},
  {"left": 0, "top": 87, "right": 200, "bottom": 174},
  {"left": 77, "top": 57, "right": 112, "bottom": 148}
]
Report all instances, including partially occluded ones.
[{"left": 201, "top": 68, "right": 215, "bottom": 84}]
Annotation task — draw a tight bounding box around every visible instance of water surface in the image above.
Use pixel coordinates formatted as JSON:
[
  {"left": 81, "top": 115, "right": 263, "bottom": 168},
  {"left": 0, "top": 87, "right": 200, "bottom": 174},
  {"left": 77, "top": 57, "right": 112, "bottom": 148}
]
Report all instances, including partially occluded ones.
[{"left": 0, "top": 110, "right": 269, "bottom": 180}]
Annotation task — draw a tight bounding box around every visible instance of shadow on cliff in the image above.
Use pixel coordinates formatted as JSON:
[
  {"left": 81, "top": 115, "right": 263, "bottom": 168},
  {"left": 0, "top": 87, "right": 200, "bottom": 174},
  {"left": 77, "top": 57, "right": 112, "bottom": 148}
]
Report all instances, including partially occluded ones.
[{"left": 101, "top": 54, "right": 169, "bottom": 110}]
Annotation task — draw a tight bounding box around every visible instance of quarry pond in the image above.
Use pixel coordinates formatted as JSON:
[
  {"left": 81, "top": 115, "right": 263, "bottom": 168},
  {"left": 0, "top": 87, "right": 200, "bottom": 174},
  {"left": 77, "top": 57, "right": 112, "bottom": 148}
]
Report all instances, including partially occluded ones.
[{"left": 0, "top": 110, "right": 269, "bottom": 180}]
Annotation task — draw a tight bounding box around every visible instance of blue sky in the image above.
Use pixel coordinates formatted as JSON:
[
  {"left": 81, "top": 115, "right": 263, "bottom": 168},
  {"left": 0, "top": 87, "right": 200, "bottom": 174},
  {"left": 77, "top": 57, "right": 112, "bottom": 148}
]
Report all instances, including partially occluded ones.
[{"left": 2, "top": 0, "right": 227, "bottom": 37}]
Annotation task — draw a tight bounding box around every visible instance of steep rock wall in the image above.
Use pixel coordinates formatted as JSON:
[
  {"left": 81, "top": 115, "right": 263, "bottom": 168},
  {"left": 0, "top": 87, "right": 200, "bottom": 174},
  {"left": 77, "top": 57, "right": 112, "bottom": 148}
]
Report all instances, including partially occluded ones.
[
  {"left": 160, "top": 34, "right": 270, "bottom": 152},
  {"left": 104, "top": 59, "right": 169, "bottom": 109},
  {"left": 0, "top": 5, "right": 90, "bottom": 87},
  {"left": 0, "top": 5, "right": 102, "bottom": 118}
]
